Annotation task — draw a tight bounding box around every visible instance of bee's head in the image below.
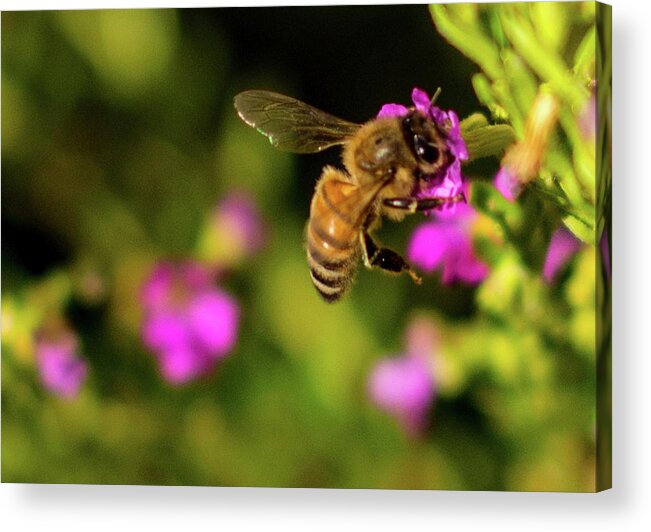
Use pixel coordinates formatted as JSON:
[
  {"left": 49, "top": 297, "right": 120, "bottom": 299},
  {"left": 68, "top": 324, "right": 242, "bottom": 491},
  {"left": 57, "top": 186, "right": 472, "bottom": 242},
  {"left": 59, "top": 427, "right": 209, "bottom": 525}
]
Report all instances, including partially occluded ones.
[
  {"left": 401, "top": 111, "right": 449, "bottom": 174},
  {"left": 354, "top": 123, "right": 405, "bottom": 179}
]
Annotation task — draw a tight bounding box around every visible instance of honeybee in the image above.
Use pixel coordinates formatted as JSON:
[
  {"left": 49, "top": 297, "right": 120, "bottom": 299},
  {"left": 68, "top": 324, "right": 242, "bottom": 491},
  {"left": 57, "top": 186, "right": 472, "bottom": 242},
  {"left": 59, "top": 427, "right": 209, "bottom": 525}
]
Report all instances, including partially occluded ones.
[{"left": 234, "top": 90, "right": 464, "bottom": 302}]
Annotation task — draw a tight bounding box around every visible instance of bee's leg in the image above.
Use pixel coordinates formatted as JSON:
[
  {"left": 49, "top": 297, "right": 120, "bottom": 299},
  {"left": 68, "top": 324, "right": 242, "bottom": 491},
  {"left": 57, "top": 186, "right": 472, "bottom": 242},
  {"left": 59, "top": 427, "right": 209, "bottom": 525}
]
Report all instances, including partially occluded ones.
[
  {"left": 383, "top": 192, "right": 466, "bottom": 212},
  {"left": 360, "top": 231, "right": 422, "bottom": 284}
]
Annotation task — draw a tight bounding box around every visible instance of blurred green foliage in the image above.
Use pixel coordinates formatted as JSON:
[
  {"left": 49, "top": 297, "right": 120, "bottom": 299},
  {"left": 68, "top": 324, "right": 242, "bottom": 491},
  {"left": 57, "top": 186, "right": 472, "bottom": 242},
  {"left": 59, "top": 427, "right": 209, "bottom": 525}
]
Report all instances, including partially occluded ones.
[
  {"left": 432, "top": 2, "right": 598, "bottom": 242},
  {"left": 2, "top": 4, "right": 605, "bottom": 491}
]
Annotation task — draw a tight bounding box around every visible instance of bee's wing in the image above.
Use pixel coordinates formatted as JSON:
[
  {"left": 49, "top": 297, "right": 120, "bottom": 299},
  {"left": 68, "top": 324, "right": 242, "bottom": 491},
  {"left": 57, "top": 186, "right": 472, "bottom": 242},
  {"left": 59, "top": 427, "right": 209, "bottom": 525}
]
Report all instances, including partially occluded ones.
[{"left": 234, "top": 90, "right": 361, "bottom": 154}]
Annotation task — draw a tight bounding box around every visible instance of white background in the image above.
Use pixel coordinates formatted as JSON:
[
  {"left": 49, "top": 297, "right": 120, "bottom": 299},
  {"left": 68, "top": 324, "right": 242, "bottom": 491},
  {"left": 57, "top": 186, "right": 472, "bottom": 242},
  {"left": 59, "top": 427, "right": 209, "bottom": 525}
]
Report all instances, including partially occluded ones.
[{"left": 1, "top": 0, "right": 649, "bottom": 530}]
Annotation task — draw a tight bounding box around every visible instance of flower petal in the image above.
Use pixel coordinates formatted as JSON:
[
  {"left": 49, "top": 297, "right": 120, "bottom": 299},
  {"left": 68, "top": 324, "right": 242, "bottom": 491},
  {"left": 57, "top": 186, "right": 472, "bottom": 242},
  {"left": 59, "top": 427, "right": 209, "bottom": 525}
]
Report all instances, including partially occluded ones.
[
  {"left": 37, "top": 337, "right": 87, "bottom": 399},
  {"left": 142, "top": 312, "right": 188, "bottom": 352},
  {"left": 179, "top": 262, "right": 213, "bottom": 293},
  {"left": 214, "top": 192, "right": 266, "bottom": 257},
  {"left": 444, "top": 110, "right": 468, "bottom": 160},
  {"left": 543, "top": 227, "right": 582, "bottom": 282},
  {"left": 187, "top": 290, "right": 239, "bottom": 357},
  {"left": 158, "top": 345, "right": 213, "bottom": 385},
  {"left": 141, "top": 262, "right": 174, "bottom": 310},
  {"left": 368, "top": 354, "right": 435, "bottom": 435},
  {"left": 417, "top": 161, "right": 465, "bottom": 216},
  {"left": 407, "top": 223, "right": 451, "bottom": 272},
  {"left": 411, "top": 87, "right": 432, "bottom": 115},
  {"left": 408, "top": 209, "right": 489, "bottom": 285},
  {"left": 494, "top": 167, "right": 522, "bottom": 202},
  {"left": 441, "top": 238, "right": 489, "bottom": 284},
  {"left": 377, "top": 103, "right": 409, "bottom": 118}
]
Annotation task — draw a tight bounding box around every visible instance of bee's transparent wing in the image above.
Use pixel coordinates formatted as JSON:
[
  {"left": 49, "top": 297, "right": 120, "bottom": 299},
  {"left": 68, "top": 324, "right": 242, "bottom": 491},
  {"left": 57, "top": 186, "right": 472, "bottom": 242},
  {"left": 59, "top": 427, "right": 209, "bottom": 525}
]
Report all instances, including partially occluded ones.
[{"left": 234, "top": 90, "right": 361, "bottom": 153}]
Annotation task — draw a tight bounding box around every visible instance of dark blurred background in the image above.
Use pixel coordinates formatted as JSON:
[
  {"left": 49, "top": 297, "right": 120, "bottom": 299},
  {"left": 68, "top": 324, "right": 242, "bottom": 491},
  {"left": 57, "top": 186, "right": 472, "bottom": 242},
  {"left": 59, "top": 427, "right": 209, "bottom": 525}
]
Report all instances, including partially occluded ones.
[{"left": 3, "top": 5, "right": 477, "bottom": 279}]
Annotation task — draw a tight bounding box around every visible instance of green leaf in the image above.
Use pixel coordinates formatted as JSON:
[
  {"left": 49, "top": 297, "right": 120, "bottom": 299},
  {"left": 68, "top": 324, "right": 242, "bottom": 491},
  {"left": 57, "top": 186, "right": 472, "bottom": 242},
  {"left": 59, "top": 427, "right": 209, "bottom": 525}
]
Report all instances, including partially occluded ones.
[
  {"left": 563, "top": 214, "right": 595, "bottom": 245},
  {"left": 460, "top": 113, "right": 516, "bottom": 163},
  {"left": 531, "top": 2, "right": 569, "bottom": 52},
  {"left": 462, "top": 124, "right": 516, "bottom": 162},
  {"left": 459, "top": 113, "right": 488, "bottom": 133},
  {"left": 501, "top": 49, "right": 537, "bottom": 120},
  {"left": 430, "top": 4, "right": 503, "bottom": 81},
  {"left": 573, "top": 26, "right": 596, "bottom": 80},
  {"left": 500, "top": 10, "right": 589, "bottom": 107}
]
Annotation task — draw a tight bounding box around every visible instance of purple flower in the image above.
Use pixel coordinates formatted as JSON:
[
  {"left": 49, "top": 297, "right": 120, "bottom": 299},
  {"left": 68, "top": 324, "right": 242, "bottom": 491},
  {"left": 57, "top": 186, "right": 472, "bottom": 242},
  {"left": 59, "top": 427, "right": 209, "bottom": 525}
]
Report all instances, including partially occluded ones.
[
  {"left": 377, "top": 103, "right": 411, "bottom": 118},
  {"left": 141, "top": 261, "right": 239, "bottom": 385},
  {"left": 378, "top": 88, "right": 468, "bottom": 211},
  {"left": 407, "top": 200, "right": 489, "bottom": 285},
  {"left": 494, "top": 166, "right": 522, "bottom": 202},
  {"left": 368, "top": 318, "right": 438, "bottom": 436},
  {"left": 369, "top": 356, "right": 434, "bottom": 436},
  {"left": 214, "top": 193, "right": 266, "bottom": 257},
  {"left": 36, "top": 332, "right": 87, "bottom": 399},
  {"left": 543, "top": 227, "right": 582, "bottom": 282},
  {"left": 199, "top": 192, "right": 266, "bottom": 269}
]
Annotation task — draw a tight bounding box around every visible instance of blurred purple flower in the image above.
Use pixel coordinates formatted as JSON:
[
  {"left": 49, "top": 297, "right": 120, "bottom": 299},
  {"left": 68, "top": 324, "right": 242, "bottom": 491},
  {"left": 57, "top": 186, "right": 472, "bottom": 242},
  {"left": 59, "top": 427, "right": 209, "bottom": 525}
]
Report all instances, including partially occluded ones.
[
  {"left": 141, "top": 261, "right": 239, "bottom": 385},
  {"left": 543, "top": 227, "right": 582, "bottom": 282},
  {"left": 407, "top": 201, "right": 489, "bottom": 285},
  {"left": 36, "top": 332, "right": 87, "bottom": 399},
  {"left": 213, "top": 192, "right": 266, "bottom": 259},
  {"left": 368, "top": 318, "right": 438, "bottom": 436},
  {"left": 378, "top": 88, "right": 468, "bottom": 211},
  {"left": 369, "top": 356, "right": 434, "bottom": 436},
  {"left": 494, "top": 166, "right": 522, "bottom": 202}
]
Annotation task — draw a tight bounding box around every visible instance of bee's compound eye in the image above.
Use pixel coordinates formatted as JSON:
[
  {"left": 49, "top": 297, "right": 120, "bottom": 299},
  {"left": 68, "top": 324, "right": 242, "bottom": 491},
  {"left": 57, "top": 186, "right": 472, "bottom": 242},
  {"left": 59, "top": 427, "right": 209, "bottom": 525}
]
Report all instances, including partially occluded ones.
[{"left": 415, "top": 136, "right": 440, "bottom": 164}]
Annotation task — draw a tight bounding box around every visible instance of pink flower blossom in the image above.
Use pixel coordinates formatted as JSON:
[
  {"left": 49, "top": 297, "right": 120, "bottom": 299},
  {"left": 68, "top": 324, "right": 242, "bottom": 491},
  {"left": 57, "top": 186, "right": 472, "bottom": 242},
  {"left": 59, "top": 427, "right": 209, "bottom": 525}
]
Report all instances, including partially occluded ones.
[
  {"left": 199, "top": 192, "right": 266, "bottom": 269},
  {"left": 369, "top": 356, "right": 434, "bottom": 436},
  {"left": 141, "top": 261, "right": 239, "bottom": 385},
  {"left": 212, "top": 192, "right": 266, "bottom": 258},
  {"left": 543, "top": 227, "right": 582, "bottom": 282},
  {"left": 368, "top": 318, "right": 438, "bottom": 436},
  {"left": 407, "top": 201, "right": 489, "bottom": 285},
  {"left": 494, "top": 167, "right": 522, "bottom": 202},
  {"left": 36, "top": 332, "right": 87, "bottom": 399}
]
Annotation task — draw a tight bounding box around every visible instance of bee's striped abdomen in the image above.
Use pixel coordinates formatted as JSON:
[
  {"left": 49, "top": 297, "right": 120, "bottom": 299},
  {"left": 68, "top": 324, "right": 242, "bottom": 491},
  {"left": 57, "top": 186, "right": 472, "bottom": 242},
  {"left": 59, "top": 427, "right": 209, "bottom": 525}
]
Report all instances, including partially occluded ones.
[
  {"left": 306, "top": 169, "right": 363, "bottom": 302},
  {"left": 306, "top": 245, "right": 354, "bottom": 302}
]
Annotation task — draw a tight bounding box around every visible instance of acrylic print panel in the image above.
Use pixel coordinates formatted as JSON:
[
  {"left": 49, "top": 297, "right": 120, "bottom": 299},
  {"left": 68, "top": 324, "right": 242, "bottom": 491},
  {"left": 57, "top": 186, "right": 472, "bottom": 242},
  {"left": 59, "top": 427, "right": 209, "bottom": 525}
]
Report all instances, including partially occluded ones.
[{"left": 1, "top": 2, "right": 611, "bottom": 492}]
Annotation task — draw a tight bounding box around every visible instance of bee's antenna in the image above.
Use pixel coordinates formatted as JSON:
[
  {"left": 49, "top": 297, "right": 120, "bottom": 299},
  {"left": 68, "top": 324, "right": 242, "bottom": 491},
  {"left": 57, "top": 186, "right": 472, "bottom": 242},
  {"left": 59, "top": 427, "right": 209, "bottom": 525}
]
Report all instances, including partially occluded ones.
[{"left": 430, "top": 87, "right": 442, "bottom": 106}]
